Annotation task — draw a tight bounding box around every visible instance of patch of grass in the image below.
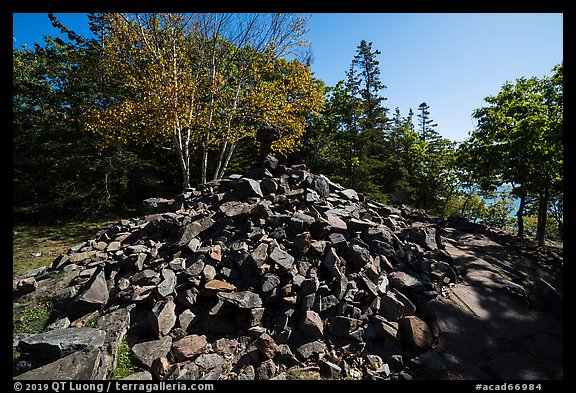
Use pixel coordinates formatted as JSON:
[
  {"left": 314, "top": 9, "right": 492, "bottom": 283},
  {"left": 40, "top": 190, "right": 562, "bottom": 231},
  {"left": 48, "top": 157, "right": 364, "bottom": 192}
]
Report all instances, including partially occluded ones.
[
  {"left": 13, "top": 300, "right": 52, "bottom": 334},
  {"left": 108, "top": 336, "right": 142, "bottom": 380},
  {"left": 85, "top": 315, "right": 100, "bottom": 328},
  {"left": 286, "top": 367, "right": 322, "bottom": 380},
  {"left": 13, "top": 218, "right": 119, "bottom": 277},
  {"left": 45, "top": 270, "right": 66, "bottom": 280}
]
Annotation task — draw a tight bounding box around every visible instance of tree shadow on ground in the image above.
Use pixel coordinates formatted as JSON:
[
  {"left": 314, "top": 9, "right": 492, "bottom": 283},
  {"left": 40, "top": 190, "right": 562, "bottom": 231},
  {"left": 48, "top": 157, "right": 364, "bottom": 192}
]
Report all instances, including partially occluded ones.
[{"left": 426, "top": 233, "right": 563, "bottom": 380}]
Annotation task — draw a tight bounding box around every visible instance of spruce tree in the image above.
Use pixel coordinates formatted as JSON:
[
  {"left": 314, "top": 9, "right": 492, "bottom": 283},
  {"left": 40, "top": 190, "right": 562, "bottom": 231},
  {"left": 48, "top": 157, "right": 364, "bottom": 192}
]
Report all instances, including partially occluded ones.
[
  {"left": 352, "top": 40, "right": 388, "bottom": 130},
  {"left": 413, "top": 102, "right": 455, "bottom": 209},
  {"left": 417, "top": 102, "right": 438, "bottom": 143},
  {"left": 342, "top": 40, "right": 389, "bottom": 195}
]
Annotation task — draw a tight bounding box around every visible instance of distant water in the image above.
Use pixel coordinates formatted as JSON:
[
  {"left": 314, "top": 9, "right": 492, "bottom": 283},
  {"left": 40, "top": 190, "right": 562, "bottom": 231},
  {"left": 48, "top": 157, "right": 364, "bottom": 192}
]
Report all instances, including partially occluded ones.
[
  {"left": 460, "top": 184, "right": 520, "bottom": 217},
  {"left": 494, "top": 184, "right": 520, "bottom": 216}
]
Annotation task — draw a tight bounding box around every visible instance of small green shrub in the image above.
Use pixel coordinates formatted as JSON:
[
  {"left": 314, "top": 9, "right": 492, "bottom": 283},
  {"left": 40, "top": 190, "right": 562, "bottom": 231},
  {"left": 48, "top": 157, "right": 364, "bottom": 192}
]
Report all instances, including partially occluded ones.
[
  {"left": 108, "top": 337, "right": 141, "bottom": 380},
  {"left": 13, "top": 301, "right": 51, "bottom": 334}
]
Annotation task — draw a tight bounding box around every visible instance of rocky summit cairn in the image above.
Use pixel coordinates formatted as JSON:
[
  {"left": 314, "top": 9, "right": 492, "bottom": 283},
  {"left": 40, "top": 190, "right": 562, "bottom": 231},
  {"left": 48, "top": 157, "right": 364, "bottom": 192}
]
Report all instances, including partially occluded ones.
[
  {"left": 13, "top": 157, "right": 563, "bottom": 380},
  {"left": 256, "top": 125, "right": 280, "bottom": 160}
]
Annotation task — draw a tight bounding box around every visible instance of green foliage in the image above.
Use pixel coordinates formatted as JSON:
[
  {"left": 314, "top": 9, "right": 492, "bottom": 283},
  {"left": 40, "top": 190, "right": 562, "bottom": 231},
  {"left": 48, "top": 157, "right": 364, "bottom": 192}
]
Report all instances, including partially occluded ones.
[
  {"left": 85, "top": 316, "right": 99, "bottom": 328},
  {"left": 296, "top": 81, "right": 356, "bottom": 184},
  {"left": 13, "top": 300, "right": 52, "bottom": 334},
  {"left": 463, "top": 63, "right": 563, "bottom": 243},
  {"left": 523, "top": 210, "right": 563, "bottom": 242},
  {"left": 417, "top": 102, "right": 438, "bottom": 142},
  {"left": 300, "top": 41, "right": 458, "bottom": 214},
  {"left": 84, "top": 13, "right": 323, "bottom": 187},
  {"left": 107, "top": 337, "right": 141, "bottom": 380},
  {"left": 286, "top": 367, "right": 322, "bottom": 380},
  {"left": 443, "top": 188, "right": 516, "bottom": 230},
  {"left": 13, "top": 15, "right": 562, "bottom": 249},
  {"left": 351, "top": 40, "right": 388, "bottom": 130},
  {"left": 13, "top": 31, "right": 180, "bottom": 224},
  {"left": 13, "top": 14, "right": 322, "bottom": 223},
  {"left": 404, "top": 104, "right": 456, "bottom": 211},
  {"left": 483, "top": 198, "right": 516, "bottom": 229},
  {"left": 13, "top": 218, "right": 118, "bottom": 277}
]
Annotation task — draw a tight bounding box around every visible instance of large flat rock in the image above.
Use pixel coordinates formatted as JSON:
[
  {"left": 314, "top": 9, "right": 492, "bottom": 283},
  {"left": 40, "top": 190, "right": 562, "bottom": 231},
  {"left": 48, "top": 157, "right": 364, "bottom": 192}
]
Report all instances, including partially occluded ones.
[
  {"left": 450, "top": 285, "right": 553, "bottom": 340},
  {"left": 14, "top": 347, "right": 107, "bottom": 380},
  {"left": 479, "top": 353, "right": 550, "bottom": 380},
  {"left": 17, "top": 327, "right": 107, "bottom": 358},
  {"left": 428, "top": 295, "right": 495, "bottom": 360},
  {"left": 429, "top": 281, "right": 561, "bottom": 380}
]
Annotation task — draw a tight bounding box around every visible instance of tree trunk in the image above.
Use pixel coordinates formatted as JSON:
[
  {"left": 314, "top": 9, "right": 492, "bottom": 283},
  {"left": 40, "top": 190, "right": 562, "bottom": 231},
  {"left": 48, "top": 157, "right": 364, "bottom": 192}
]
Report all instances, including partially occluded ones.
[
  {"left": 201, "top": 141, "right": 209, "bottom": 184},
  {"left": 213, "top": 138, "right": 228, "bottom": 182},
  {"left": 172, "top": 129, "right": 191, "bottom": 190},
  {"left": 213, "top": 82, "right": 241, "bottom": 181},
  {"left": 170, "top": 33, "right": 190, "bottom": 191},
  {"left": 516, "top": 190, "right": 526, "bottom": 238},
  {"left": 201, "top": 96, "right": 213, "bottom": 184},
  {"left": 460, "top": 190, "right": 473, "bottom": 218},
  {"left": 217, "top": 141, "right": 237, "bottom": 180},
  {"left": 201, "top": 23, "right": 222, "bottom": 185},
  {"left": 536, "top": 187, "right": 549, "bottom": 246},
  {"left": 441, "top": 183, "right": 456, "bottom": 216},
  {"left": 348, "top": 139, "right": 354, "bottom": 189}
]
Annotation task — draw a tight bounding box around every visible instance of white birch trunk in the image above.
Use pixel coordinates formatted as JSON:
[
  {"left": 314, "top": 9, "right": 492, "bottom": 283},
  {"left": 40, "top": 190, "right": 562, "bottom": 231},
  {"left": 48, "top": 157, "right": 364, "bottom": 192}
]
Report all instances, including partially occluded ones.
[{"left": 213, "top": 82, "right": 241, "bottom": 180}]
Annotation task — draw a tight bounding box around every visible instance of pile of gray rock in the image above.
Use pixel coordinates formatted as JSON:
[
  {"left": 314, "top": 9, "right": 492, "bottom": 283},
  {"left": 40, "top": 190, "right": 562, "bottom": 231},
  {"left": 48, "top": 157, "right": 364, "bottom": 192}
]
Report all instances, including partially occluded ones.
[{"left": 13, "top": 160, "right": 461, "bottom": 380}]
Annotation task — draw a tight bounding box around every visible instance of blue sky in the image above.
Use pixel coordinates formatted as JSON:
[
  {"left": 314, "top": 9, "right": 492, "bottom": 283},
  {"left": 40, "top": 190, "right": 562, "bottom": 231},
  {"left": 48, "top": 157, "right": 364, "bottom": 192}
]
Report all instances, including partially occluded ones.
[{"left": 13, "top": 13, "right": 563, "bottom": 142}]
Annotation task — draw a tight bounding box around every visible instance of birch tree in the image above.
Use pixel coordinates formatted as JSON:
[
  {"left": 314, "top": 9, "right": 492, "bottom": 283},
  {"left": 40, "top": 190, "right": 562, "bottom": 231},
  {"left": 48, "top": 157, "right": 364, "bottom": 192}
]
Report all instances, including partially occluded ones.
[
  {"left": 84, "top": 13, "right": 204, "bottom": 189},
  {"left": 82, "top": 13, "right": 322, "bottom": 188}
]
